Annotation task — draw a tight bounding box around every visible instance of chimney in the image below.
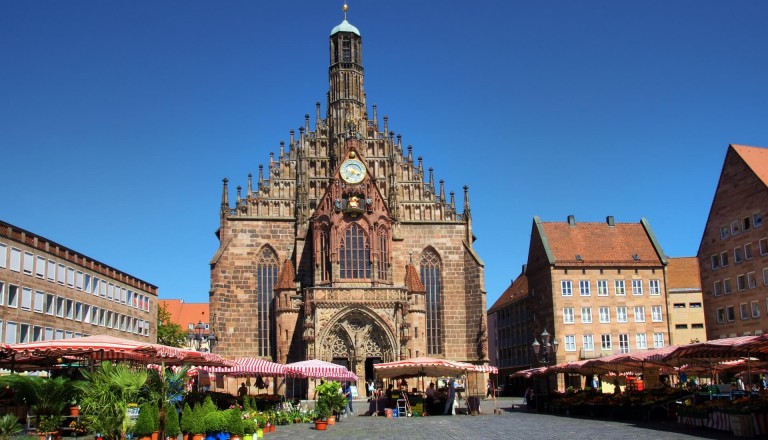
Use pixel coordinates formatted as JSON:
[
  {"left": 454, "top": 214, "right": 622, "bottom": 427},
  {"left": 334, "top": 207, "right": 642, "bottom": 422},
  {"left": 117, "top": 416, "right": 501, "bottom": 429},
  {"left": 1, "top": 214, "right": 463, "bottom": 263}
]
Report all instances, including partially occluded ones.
[
  {"left": 607, "top": 216, "right": 615, "bottom": 227},
  {"left": 567, "top": 215, "right": 576, "bottom": 226}
]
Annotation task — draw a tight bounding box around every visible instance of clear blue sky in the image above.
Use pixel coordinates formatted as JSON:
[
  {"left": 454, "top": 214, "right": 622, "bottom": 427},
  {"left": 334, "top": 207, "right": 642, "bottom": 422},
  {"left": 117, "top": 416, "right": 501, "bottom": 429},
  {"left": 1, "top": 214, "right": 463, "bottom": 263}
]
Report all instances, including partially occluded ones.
[{"left": 1, "top": 1, "right": 767, "bottom": 308}]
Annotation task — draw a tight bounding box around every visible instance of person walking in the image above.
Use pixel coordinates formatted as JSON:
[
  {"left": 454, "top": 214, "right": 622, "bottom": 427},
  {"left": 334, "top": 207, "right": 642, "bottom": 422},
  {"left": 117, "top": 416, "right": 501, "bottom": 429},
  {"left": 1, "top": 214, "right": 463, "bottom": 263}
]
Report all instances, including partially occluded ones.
[
  {"left": 486, "top": 378, "right": 494, "bottom": 398},
  {"left": 444, "top": 379, "right": 456, "bottom": 415},
  {"left": 344, "top": 382, "right": 354, "bottom": 416}
]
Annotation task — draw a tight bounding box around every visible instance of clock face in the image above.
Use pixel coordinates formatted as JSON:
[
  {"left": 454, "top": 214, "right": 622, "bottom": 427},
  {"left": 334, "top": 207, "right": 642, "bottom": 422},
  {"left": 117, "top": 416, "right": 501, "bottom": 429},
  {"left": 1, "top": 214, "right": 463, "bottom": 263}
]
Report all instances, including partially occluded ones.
[{"left": 340, "top": 159, "right": 366, "bottom": 183}]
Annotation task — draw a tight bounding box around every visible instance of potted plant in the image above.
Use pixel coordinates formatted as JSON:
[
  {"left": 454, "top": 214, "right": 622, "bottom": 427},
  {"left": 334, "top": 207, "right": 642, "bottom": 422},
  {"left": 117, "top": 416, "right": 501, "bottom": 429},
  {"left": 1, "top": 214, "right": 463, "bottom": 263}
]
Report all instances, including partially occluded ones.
[
  {"left": 180, "top": 404, "right": 193, "bottom": 440},
  {"left": 37, "top": 416, "right": 62, "bottom": 440},
  {"left": 313, "top": 401, "right": 329, "bottom": 431},
  {"left": 241, "top": 418, "right": 256, "bottom": 440},
  {"left": 226, "top": 408, "right": 243, "bottom": 440},
  {"left": 189, "top": 405, "right": 206, "bottom": 440},
  {"left": 165, "top": 403, "right": 181, "bottom": 440},
  {"left": 0, "top": 414, "right": 23, "bottom": 440},
  {"left": 203, "top": 411, "right": 226, "bottom": 440},
  {"left": 131, "top": 403, "right": 156, "bottom": 440}
]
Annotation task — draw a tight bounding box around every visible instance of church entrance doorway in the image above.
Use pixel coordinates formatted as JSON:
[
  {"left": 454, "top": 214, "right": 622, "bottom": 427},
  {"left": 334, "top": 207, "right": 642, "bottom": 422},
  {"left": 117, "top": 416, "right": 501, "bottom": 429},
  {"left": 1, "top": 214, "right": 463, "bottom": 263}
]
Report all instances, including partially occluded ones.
[{"left": 365, "top": 357, "right": 381, "bottom": 385}]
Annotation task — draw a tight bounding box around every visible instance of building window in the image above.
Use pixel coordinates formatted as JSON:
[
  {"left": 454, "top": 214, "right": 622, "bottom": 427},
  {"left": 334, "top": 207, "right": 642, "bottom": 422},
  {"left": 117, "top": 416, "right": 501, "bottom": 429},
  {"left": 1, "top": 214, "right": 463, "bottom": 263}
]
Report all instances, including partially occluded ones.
[
  {"left": 711, "top": 255, "right": 720, "bottom": 270},
  {"left": 32, "top": 326, "right": 42, "bottom": 342},
  {"left": 35, "top": 256, "right": 45, "bottom": 278},
  {"left": 721, "top": 252, "right": 729, "bottom": 267},
  {"left": 597, "top": 280, "right": 609, "bottom": 296},
  {"left": 377, "top": 230, "right": 390, "bottom": 281},
  {"left": 581, "top": 307, "right": 592, "bottom": 324},
  {"left": 748, "top": 272, "right": 757, "bottom": 289},
  {"left": 0, "top": 243, "right": 6, "bottom": 268},
  {"left": 21, "top": 287, "right": 32, "bottom": 311},
  {"left": 745, "top": 243, "right": 754, "bottom": 260},
  {"left": 751, "top": 301, "right": 760, "bottom": 318},
  {"left": 723, "top": 279, "right": 733, "bottom": 294},
  {"left": 563, "top": 307, "right": 575, "bottom": 324},
  {"left": 340, "top": 223, "right": 371, "bottom": 279},
  {"left": 692, "top": 323, "right": 704, "bottom": 329},
  {"left": 716, "top": 308, "right": 725, "bottom": 324},
  {"left": 22, "top": 252, "right": 33, "bottom": 275},
  {"left": 564, "top": 335, "right": 576, "bottom": 352},
  {"left": 649, "top": 279, "right": 661, "bottom": 295},
  {"left": 76, "top": 271, "right": 83, "bottom": 290},
  {"left": 47, "top": 260, "right": 55, "bottom": 282},
  {"left": 618, "top": 334, "right": 630, "bottom": 353},
  {"left": 744, "top": 216, "right": 752, "bottom": 231},
  {"left": 57, "top": 264, "right": 65, "bottom": 285},
  {"left": 634, "top": 306, "right": 646, "bottom": 322},
  {"left": 601, "top": 334, "right": 612, "bottom": 351},
  {"left": 583, "top": 334, "right": 594, "bottom": 351},
  {"left": 7, "top": 285, "right": 19, "bottom": 308},
  {"left": 653, "top": 333, "right": 664, "bottom": 348},
  {"left": 734, "top": 247, "right": 744, "bottom": 264},
  {"left": 561, "top": 280, "right": 573, "bottom": 296},
  {"left": 256, "top": 247, "right": 278, "bottom": 358},
  {"left": 83, "top": 305, "right": 90, "bottom": 324},
  {"left": 599, "top": 307, "right": 610, "bottom": 323},
  {"left": 740, "top": 303, "right": 749, "bottom": 320},
  {"left": 616, "top": 306, "right": 628, "bottom": 323},
  {"left": 5, "top": 322, "right": 17, "bottom": 344},
  {"left": 45, "top": 294, "right": 54, "bottom": 315},
  {"left": 319, "top": 227, "right": 331, "bottom": 282},
  {"left": 636, "top": 333, "right": 647, "bottom": 350},
  {"left": 754, "top": 212, "right": 763, "bottom": 227},
  {"left": 10, "top": 247, "right": 21, "bottom": 272},
  {"left": 421, "top": 248, "right": 442, "bottom": 355},
  {"left": 726, "top": 306, "right": 736, "bottom": 322},
  {"left": 652, "top": 305, "right": 663, "bottom": 322},
  {"left": 675, "top": 324, "right": 688, "bottom": 329},
  {"left": 690, "top": 302, "right": 702, "bottom": 308},
  {"left": 614, "top": 280, "right": 626, "bottom": 295},
  {"left": 631, "top": 280, "right": 643, "bottom": 295},
  {"left": 731, "top": 221, "right": 741, "bottom": 236},
  {"left": 713, "top": 281, "right": 722, "bottom": 296},
  {"left": 760, "top": 239, "right": 768, "bottom": 256},
  {"left": 0, "top": 282, "right": 4, "bottom": 306},
  {"left": 579, "top": 280, "right": 590, "bottom": 296},
  {"left": 737, "top": 274, "right": 746, "bottom": 291},
  {"left": 34, "top": 291, "right": 44, "bottom": 313},
  {"left": 720, "top": 226, "right": 729, "bottom": 239}
]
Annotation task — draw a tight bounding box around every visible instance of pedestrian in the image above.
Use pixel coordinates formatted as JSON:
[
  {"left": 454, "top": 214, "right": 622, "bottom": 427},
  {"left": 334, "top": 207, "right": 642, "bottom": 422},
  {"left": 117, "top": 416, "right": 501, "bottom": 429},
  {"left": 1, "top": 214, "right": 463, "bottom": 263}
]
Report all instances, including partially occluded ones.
[
  {"left": 367, "top": 379, "right": 375, "bottom": 398},
  {"left": 443, "top": 379, "right": 456, "bottom": 415},
  {"left": 486, "top": 378, "right": 493, "bottom": 398},
  {"left": 344, "top": 382, "right": 354, "bottom": 415}
]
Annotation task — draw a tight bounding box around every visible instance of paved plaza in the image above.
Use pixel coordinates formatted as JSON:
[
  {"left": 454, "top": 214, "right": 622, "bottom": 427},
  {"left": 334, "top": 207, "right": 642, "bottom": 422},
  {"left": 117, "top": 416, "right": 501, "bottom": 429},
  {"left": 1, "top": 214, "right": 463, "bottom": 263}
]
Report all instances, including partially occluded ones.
[{"left": 261, "top": 398, "right": 734, "bottom": 439}]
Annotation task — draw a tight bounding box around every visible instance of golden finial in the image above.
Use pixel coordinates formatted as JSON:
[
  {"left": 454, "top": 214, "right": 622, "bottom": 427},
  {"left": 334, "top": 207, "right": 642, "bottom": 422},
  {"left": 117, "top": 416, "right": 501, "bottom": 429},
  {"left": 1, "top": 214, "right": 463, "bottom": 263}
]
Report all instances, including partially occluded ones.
[{"left": 343, "top": 2, "right": 348, "bottom": 19}]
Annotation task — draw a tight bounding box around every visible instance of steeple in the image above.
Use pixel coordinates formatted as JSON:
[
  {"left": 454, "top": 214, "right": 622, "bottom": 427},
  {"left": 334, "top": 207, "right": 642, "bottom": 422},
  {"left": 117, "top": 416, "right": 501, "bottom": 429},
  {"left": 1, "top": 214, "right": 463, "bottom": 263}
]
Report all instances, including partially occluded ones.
[
  {"left": 220, "top": 178, "right": 230, "bottom": 217},
  {"left": 328, "top": 2, "right": 365, "bottom": 139}
]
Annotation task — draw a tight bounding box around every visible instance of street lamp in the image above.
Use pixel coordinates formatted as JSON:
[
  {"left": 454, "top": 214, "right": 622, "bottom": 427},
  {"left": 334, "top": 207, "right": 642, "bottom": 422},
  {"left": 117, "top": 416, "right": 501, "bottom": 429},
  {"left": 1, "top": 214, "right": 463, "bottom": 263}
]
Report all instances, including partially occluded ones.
[
  {"left": 531, "top": 329, "right": 559, "bottom": 367},
  {"left": 187, "top": 320, "right": 218, "bottom": 352}
]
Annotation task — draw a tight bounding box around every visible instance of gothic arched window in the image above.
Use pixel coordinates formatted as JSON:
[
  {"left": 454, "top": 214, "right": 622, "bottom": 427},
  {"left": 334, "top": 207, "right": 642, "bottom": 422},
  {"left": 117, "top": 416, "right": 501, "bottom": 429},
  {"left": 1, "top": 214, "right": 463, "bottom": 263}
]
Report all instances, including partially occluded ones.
[
  {"left": 340, "top": 223, "right": 370, "bottom": 279},
  {"left": 420, "top": 248, "right": 442, "bottom": 355},
  {"left": 377, "top": 230, "right": 389, "bottom": 281},
  {"left": 319, "top": 227, "right": 332, "bottom": 282},
  {"left": 256, "top": 247, "right": 278, "bottom": 358}
]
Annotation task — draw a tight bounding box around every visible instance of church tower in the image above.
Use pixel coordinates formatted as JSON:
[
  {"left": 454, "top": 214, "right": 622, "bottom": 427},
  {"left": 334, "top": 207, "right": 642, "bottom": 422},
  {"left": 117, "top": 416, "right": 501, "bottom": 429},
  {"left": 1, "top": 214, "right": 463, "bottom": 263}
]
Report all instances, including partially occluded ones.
[{"left": 210, "top": 3, "right": 488, "bottom": 396}]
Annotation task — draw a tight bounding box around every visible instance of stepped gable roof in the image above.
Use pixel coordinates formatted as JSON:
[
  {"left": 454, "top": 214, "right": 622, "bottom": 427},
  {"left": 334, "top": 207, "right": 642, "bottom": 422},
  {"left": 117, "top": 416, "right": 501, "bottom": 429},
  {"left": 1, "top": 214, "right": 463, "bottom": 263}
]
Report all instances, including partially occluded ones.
[
  {"left": 275, "top": 259, "right": 296, "bottom": 290},
  {"left": 404, "top": 263, "right": 426, "bottom": 293},
  {"left": 732, "top": 144, "right": 768, "bottom": 187},
  {"left": 540, "top": 220, "right": 662, "bottom": 266},
  {"left": 488, "top": 274, "right": 528, "bottom": 313},
  {"left": 159, "top": 299, "right": 210, "bottom": 328},
  {"left": 666, "top": 257, "right": 702, "bottom": 291}
]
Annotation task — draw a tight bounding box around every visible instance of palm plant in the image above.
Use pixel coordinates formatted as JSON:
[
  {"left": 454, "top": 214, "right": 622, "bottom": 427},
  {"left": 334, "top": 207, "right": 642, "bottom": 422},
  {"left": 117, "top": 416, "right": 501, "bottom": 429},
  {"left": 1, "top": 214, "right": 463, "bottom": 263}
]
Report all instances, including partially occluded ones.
[
  {"left": 0, "top": 414, "right": 23, "bottom": 440},
  {"left": 76, "top": 362, "right": 147, "bottom": 440},
  {"left": 142, "top": 365, "right": 190, "bottom": 440},
  {"left": 0, "top": 375, "right": 79, "bottom": 417}
]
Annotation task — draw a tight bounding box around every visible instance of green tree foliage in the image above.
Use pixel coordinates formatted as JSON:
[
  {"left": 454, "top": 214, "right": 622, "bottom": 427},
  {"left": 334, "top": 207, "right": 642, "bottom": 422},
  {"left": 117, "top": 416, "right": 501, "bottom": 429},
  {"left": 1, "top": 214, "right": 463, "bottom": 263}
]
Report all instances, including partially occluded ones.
[
  {"left": 179, "top": 403, "right": 193, "bottom": 434},
  {"left": 164, "top": 403, "right": 180, "bottom": 438},
  {"left": 131, "top": 403, "right": 156, "bottom": 437},
  {"left": 189, "top": 404, "right": 206, "bottom": 435},
  {"left": 0, "top": 414, "right": 23, "bottom": 440},
  {"left": 226, "top": 408, "right": 243, "bottom": 436},
  {"left": 0, "top": 375, "right": 79, "bottom": 417},
  {"left": 157, "top": 303, "right": 187, "bottom": 348}
]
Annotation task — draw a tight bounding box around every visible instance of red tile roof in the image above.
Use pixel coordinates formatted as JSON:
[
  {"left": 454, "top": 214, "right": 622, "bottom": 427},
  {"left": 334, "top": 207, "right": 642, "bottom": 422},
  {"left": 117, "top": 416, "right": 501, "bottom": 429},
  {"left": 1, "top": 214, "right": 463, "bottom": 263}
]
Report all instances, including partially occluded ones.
[
  {"left": 404, "top": 264, "right": 426, "bottom": 293},
  {"left": 159, "top": 299, "right": 210, "bottom": 330},
  {"left": 732, "top": 144, "right": 768, "bottom": 187},
  {"left": 275, "top": 259, "right": 296, "bottom": 290},
  {"left": 540, "top": 220, "right": 663, "bottom": 266},
  {"left": 666, "top": 257, "right": 702, "bottom": 291},
  {"left": 488, "top": 273, "right": 528, "bottom": 313}
]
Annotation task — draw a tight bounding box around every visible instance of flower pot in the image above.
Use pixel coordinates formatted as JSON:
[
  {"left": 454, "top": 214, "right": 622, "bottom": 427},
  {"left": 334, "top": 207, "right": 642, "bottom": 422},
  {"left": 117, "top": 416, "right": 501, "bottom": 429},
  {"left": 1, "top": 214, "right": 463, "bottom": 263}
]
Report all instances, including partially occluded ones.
[
  {"left": 313, "top": 420, "right": 327, "bottom": 431},
  {"left": 69, "top": 406, "right": 80, "bottom": 417},
  {"left": 269, "top": 426, "right": 274, "bottom": 433},
  {"left": 255, "top": 429, "right": 263, "bottom": 439},
  {"left": 152, "top": 432, "right": 160, "bottom": 440},
  {"left": 327, "top": 416, "right": 335, "bottom": 426},
  {"left": 206, "top": 434, "right": 217, "bottom": 440},
  {"left": 243, "top": 434, "right": 253, "bottom": 440},
  {"left": 231, "top": 435, "right": 241, "bottom": 440},
  {"left": 192, "top": 435, "right": 205, "bottom": 440}
]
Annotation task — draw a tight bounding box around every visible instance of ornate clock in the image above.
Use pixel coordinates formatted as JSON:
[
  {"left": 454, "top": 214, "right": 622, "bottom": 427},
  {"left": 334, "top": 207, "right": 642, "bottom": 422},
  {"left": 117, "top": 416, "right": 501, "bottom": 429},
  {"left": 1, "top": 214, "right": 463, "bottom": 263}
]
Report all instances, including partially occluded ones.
[{"left": 340, "top": 158, "right": 366, "bottom": 184}]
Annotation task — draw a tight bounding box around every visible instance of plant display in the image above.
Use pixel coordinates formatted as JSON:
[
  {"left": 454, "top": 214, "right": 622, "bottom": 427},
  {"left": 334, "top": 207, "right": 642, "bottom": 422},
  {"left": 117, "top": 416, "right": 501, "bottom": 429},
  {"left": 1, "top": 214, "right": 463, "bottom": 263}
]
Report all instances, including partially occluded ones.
[
  {"left": 36, "top": 416, "right": 61, "bottom": 434},
  {"left": 314, "top": 401, "right": 330, "bottom": 421},
  {"left": 180, "top": 403, "right": 193, "bottom": 434},
  {"left": 189, "top": 405, "right": 206, "bottom": 435},
  {"left": 203, "top": 411, "right": 226, "bottom": 433},
  {"left": 164, "top": 403, "right": 181, "bottom": 439},
  {"left": 226, "top": 408, "right": 243, "bottom": 436},
  {"left": 0, "top": 375, "right": 80, "bottom": 417},
  {"left": 241, "top": 419, "right": 256, "bottom": 435},
  {"left": 131, "top": 403, "right": 156, "bottom": 437},
  {"left": 76, "top": 362, "right": 148, "bottom": 440},
  {"left": 0, "top": 414, "right": 23, "bottom": 440}
]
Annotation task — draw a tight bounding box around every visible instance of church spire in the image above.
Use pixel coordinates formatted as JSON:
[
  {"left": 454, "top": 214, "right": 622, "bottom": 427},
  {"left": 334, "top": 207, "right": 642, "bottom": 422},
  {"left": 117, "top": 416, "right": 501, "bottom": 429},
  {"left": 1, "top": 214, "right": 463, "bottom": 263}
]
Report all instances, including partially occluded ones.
[
  {"left": 220, "top": 178, "right": 230, "bottom": 217},
  {"left": 328, "top": 1, "right": 365, "bottom": 139}
]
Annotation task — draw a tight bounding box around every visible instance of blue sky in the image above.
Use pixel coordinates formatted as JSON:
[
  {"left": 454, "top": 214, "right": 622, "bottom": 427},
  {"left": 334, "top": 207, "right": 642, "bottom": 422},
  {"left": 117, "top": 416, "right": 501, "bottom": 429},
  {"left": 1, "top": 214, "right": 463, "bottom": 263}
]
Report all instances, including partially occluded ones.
[{"left": 1, "top": 1, "right": 767, "bottom": 309}]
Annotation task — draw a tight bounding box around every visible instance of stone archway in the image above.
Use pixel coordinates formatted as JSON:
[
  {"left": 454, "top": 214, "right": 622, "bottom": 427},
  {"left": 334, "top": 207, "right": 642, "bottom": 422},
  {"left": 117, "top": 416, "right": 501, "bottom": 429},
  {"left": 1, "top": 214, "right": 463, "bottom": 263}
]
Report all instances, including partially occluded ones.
[{"left": 318, "top": 308, "right": 397, "bottom": 385}]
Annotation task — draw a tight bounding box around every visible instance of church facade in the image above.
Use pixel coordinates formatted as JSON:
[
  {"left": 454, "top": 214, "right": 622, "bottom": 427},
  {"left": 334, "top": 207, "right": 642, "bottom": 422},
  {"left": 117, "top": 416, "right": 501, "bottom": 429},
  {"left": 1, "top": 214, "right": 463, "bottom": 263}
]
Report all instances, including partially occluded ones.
[{"left": 209, "top": 14, "right": 488, "bottom": 387}]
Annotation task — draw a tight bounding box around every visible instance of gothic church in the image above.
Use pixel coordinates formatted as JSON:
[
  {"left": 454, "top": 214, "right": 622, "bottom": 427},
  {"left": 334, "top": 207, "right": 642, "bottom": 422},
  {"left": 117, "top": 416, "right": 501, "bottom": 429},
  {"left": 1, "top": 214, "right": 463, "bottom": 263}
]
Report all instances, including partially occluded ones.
[{"left": 210, "top": 9, "right": 488, "bottom": 387}]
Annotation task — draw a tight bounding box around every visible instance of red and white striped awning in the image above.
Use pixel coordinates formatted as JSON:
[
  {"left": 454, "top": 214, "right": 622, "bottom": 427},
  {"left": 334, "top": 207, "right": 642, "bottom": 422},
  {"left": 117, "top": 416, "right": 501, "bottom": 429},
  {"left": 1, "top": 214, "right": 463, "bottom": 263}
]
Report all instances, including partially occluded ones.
[
  {"left": 212, "top": 357, "right": 286, "bottom": 377},
  {"left": 285, "top": 359, "right": 357, "bottom": 381},
  {"left": 373, "top": 357, "right": 476, "bottom": 378}
]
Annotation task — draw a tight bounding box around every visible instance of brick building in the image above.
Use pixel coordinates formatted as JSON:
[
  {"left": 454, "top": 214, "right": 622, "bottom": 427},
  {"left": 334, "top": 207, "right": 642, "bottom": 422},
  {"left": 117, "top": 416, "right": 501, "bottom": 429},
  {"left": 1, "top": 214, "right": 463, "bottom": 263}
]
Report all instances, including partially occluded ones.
[
  {"left": 487, "top": 271, "right": 531, "bottom": 394},
  {"left": 666, "top": 257, "right": 706, "bottom": 345},
  {"left": 524, "top": 215, "right": 669, "bottom": 385},
  {"left": 698, "top": 144, "right": 768, "bottom": 339},
  {"left": 0, "top": 220, "right": 157, "bottom": 344},
  {"left": 209, "top": 11, "right": 488, "bottom": 389},
  {"left": 159, "top": 299, "right": 213, "bottom": 352}
]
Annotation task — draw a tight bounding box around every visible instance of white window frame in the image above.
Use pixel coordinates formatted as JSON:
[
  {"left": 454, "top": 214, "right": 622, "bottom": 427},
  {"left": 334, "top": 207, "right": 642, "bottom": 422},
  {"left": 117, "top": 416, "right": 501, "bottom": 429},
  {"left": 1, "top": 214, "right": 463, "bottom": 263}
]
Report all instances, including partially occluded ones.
[
  {"left": 579, "top": 280, "right": 591, "bottom": 296},
  {"left": 636, "top": 333, "right": 647, "bottom": 350},
  {"left": 581, "top": 307, "right": 593, "bottom": 324},
  {"left": 649, "top": 279, "right": 661, "bottom": 295},
  {"left": 0, "top": 281, "right": 4, "bottom": 306},
  {"left": 616, "top": 306, "right": 628, "bottom": 323},
  {"left": 65, "top": 299, "right": 73, "bottom": 319},
  {"left": 618, "top": 334, "right": 630, "bottom": 354},
  {"left": 734, "top": 247, "right": 744, "bottom": 264},
  {"left": 631, "top": 279, "right": 643, "bottom": 295},
  {"left": 651, "top": 305, "right": 663, "bottom": 322},
  {"left": 56, "top": 297, "right": 65, "bottom": 318},
  {"left": 7, "top": 285, "right": 19, "bottom": 308},
  {"left": 45, "top": 293, "right": 54, "bottom": 315},
  {"left": 66, "top": 267, "right": 75, "bottom": 288},
  {"left": 711, "top": 255, "right": 720, "bottom": 269},
  {"left": 721, "top": 251, "right": 729, "bottom": 267},
  {"left": 0, "top": 243, "right": 6, "bottom": 268},
  {"left": 740, "top": 303, "right": 749, "bottom": 320},
  {"left": 57, "top": 264, "right": 66, "bottom": 285},
  {"left": 716, "top": 307, "right": 725, "bottom": 324},
  {"left": 563, "top": 307, "right": 575, "bottom": 324},
  {"left": 76, "top": 271, "right": 84, "bottom": 290},
  {"left": 47, "top": 260, "right": 56, "bottom": 282},
  {"left": 34, "top": 290, "right": 44, "bottom": 313},
  {"left": 760, "top": 238, "right": 768, "bottom": 256},
  {"left": 748, "top": 272, "right": 757, "bottom": 289},
  {"left": 599, "top": 306, "right": 610, "bottom": 323},
  {"left": 35, "top": 256, "right": 45, "bottom": 278},
  {"left": 634, "top": 306, "right": 646, "bottom": 322},
  {"left": 751, "top": 301, "right": 761, "bottom": 319},
  {"left": 653, "top": 333, "right": 664, "bottom": 348},
  {"left": 614, "top": 280, "right": 626, "bottom": 295},
  {"left": 10, "top": 247, "right": 21, "bottom": 272},
  {"left": 601, "top": 334, "right": 612, "bottom": 351},
  {"left": 723, "top": 279, "right": 733, "bottom": 294},
  {"left": 561, "top": 280, "right": 573, "bottom": 296},
  {"left": 564, "top": 335, "right": 576, "bottom": 352},
  {"left": 5, "top": 321, "right": 18, "bottom": 344},
  {"left": 745, "top": 243, "right": 754, "bottom": 260},
  {"left": 21, "top": 287, "right": 32, "bottom": 311},
  {"left": 737, "top": 274, "right": 746, "bottom": 291},
  {"left": 597, "top": 280, "right": 609, "bottom": 296},
  {"left": 23, "top": 251, "right": 34, "bottom": 275},
  {"left": 582, "top": 334, "right": 594, "bottom": 351}
]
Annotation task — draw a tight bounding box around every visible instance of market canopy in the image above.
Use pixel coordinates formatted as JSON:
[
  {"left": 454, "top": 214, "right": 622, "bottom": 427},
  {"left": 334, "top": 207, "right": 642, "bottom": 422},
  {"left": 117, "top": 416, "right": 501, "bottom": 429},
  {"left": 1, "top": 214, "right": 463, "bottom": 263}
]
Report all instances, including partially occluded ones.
[
  {"left": 213, "top": 357, "right": 286, "bottom": 377},
  {"left": 284, "top": 359, "right": 357, "bottom": 381},
  {"left": 373, "top": 356, "right": 476, "bottom": 379}
]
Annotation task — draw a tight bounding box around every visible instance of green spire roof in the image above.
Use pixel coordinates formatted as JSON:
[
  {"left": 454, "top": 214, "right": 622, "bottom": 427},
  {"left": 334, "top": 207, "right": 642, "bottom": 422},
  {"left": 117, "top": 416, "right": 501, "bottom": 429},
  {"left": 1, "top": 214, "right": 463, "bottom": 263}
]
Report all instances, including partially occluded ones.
[{"left": 331, "top": 19, "right": 360, "bottom": 36}]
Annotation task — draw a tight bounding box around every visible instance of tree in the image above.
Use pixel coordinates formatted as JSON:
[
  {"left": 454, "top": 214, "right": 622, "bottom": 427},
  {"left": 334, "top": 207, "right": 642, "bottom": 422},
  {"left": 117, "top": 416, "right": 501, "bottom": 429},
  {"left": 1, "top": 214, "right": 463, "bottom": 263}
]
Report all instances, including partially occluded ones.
[{"left": 157, "top": 303, "right": 187, "bottom": 348}]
